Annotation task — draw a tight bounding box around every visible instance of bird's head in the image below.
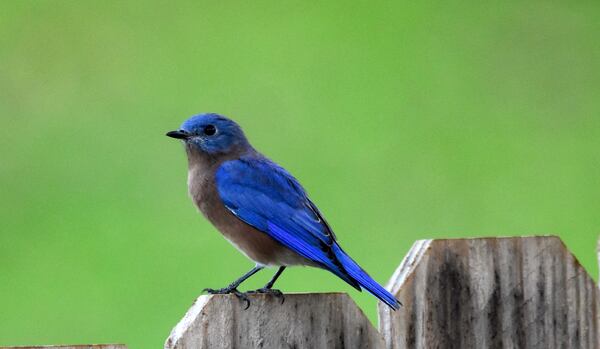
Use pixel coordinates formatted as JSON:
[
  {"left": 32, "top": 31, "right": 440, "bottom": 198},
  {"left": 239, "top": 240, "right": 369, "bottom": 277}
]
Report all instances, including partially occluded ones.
[{"left": 166, "top": 113, "right": 249, "bottom": 154}]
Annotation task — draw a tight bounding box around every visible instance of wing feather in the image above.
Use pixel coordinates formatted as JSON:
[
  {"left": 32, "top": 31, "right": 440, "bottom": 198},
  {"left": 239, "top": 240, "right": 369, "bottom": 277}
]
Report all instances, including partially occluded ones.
[{"left": 215, "top": 156, "right": 360, "bottom": 289}]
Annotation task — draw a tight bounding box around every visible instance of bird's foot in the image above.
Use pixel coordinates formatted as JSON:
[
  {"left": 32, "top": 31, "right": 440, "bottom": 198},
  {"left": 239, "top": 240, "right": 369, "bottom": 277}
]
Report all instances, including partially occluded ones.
[
  {"left": 246, "top": 288, "right": 285, "bottom": 304},
  {"left": 203, "top": 287, "right": 251, "bottom": 309},
  {"left": 203, "top": 285, "right": 237, "bottom": 294}
]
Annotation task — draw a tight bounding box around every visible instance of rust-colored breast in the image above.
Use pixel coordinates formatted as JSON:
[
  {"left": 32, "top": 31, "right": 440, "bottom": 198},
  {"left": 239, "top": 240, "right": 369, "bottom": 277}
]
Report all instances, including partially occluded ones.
[{"left": 186, "top": 149, "right": 315, "bottom": 267}]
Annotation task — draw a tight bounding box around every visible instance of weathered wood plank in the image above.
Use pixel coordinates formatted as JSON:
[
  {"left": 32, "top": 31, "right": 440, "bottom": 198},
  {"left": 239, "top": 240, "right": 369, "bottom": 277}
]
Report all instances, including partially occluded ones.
[
  {"left": 378, "top": 236, "right": 600, "bottom": 349},
  {"left": 165, "top": 293, "right": 385, "bottom": 349},
  {"left": 0, "top": 344, "right": 127, "bottom": 349}
]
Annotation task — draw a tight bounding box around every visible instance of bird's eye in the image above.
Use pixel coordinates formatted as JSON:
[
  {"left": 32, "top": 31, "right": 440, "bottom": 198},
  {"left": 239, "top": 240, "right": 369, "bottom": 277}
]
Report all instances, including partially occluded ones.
[{"left": 203, "top": 125, "right": 216, "bottom": 136}]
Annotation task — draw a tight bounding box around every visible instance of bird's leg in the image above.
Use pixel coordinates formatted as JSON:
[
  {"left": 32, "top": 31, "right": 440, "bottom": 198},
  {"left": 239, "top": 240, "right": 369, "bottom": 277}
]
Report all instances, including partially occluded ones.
[
  {"left": 263, "top": 266, "right": 286, "bottom": 289},
  {"left": 203, "top": 265, "right": 264, "bottom": 309},
  {"left": 246, "top": 266, "right": 286, "bottom": 304},
  {"left": 203, "top": 265, "right": 264, "bottom": 293}
]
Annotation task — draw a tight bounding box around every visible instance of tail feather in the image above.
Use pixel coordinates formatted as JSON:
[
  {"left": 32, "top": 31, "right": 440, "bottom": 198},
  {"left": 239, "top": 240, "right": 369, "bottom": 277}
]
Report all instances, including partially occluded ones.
[{"left": 332, "top": 244, "right": 401, "bottom": 310}]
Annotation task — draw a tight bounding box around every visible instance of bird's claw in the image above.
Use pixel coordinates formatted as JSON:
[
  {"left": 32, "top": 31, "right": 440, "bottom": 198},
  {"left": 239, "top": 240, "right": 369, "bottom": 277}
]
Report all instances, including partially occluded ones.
[
  {"left": 246, "top": 288, "right": 285, "bottom": 304},
  {"left": 233, "top": 290, "right": 251, "bottom": 309},
  {"left": 202, "top": 287, "right": 251, "bottom": 309}
]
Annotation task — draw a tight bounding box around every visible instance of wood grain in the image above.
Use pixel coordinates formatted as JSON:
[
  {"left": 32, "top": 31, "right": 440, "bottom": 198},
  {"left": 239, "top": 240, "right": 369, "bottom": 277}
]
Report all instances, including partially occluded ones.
[
  {"left": 165, "top": 293, "right": 385, "bottom": 349},
  {"left": 378, "top": 236, "right": 600, "bottom": 349}
]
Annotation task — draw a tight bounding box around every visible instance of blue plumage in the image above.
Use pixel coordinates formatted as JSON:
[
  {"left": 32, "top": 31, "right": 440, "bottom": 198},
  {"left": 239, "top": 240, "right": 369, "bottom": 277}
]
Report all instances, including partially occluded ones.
[
  {"left": 168, "top": 113, "right": 400, "bottom": 310},
  {"left": 216, "top": 157, "right": 399, "bottom": 309}
]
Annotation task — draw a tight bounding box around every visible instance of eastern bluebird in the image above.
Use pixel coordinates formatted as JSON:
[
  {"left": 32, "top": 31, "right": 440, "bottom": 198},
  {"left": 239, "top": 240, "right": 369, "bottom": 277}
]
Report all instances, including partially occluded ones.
[{"left": 167, "top": 113, "right": 400, "bottom": 310}]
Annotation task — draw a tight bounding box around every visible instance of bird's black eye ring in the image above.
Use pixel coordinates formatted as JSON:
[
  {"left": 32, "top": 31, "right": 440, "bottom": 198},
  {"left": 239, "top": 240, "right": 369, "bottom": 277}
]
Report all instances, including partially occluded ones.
[{"left": 203, "top": 124, "right": 216, "bottom": 136}]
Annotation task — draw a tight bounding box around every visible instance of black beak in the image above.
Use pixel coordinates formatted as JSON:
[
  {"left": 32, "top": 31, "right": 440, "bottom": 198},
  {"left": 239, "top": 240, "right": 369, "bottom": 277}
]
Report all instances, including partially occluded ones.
[{"left": 166, "top": 130, "right": 190, "bottom": 140}]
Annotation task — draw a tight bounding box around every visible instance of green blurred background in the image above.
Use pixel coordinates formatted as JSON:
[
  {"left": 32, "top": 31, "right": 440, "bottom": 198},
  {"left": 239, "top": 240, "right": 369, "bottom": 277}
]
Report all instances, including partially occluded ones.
[{"left": 1, "top": 1, "right": 599, "bottom": 347}]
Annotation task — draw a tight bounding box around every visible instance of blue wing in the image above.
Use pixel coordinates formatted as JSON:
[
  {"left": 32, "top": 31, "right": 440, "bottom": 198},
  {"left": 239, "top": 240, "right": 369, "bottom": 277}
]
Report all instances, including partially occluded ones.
[{"left": 215, "top": 156, "right": 400, "bottom": 310}]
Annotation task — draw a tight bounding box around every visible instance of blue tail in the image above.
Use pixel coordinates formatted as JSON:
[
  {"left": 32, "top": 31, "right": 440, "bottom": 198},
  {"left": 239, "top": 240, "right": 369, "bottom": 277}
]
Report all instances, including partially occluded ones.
[{"left": 332, "top": 244, "right": 401, "bottom": 310}]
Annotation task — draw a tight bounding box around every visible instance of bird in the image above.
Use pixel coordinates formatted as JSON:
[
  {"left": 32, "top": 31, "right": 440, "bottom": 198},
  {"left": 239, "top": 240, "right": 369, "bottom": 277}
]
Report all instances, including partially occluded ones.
[{"left": 166, "top": 113, "right": 400, "bottom": 310}]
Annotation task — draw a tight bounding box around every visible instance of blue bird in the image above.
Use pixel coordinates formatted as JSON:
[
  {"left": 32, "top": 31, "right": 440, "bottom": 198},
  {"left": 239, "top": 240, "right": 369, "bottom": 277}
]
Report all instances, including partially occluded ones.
[{"left": 166, "top": 113, "right": 400, "bottom": 310}]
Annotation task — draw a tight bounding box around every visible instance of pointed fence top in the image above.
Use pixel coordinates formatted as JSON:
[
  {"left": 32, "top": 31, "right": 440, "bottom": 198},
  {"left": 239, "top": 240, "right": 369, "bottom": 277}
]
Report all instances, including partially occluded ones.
[{"left": 380, "top": 236, "right": 600, "bottom": 349}]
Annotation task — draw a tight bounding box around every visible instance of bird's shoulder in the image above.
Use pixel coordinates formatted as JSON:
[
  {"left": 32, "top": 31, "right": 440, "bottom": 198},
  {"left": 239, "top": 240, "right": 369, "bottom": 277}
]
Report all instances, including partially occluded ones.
[{"left": 216, "top": 154, "right": 307, "bottom": 203}]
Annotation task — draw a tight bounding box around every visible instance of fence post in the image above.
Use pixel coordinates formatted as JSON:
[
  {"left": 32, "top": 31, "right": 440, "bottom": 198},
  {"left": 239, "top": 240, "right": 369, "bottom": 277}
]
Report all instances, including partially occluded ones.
[
  {"left": 165, "top": 293, "right": 385, "bottom": 349},
  {"left": 378, "top": 236, "right": 600, "bottom": 349}
]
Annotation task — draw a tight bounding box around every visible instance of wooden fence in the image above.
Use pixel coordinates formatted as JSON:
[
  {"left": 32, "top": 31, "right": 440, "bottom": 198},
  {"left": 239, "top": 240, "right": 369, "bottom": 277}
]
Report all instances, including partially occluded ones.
[{"left": 4, "top": 236, "right": 599, "bottom": 349}]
